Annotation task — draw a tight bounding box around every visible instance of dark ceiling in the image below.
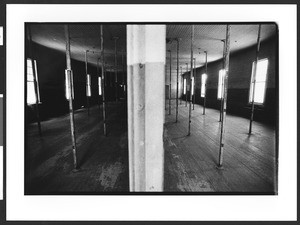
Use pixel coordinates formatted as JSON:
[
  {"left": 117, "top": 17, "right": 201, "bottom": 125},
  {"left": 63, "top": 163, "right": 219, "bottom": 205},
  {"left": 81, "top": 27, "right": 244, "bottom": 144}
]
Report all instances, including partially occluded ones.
[{"left": 29, "top": 24, "right": 277, "bottom": 73}]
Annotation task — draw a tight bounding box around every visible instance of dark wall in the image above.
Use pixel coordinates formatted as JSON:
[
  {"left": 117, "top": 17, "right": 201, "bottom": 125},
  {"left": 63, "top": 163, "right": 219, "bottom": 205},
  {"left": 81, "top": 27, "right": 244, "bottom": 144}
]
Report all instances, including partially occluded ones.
[
  {"left": 182, "top": 36, "right": 277, "bottom": 126},
  {"left": 26, "top": 43, "right": 125, "bottom": 122}
]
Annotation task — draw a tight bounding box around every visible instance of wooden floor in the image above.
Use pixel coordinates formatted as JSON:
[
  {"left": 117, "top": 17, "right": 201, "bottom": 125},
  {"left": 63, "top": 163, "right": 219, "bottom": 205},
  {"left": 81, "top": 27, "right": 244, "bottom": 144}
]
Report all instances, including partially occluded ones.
[
  {"left": 25, "top": 102, "right": 129, "bottom": 194},
  {"left": 25, "top": 100, "right": 276, "bottom": 194},
  {"left": 164, "top": 99, "right": 277, "bottom": 193}
]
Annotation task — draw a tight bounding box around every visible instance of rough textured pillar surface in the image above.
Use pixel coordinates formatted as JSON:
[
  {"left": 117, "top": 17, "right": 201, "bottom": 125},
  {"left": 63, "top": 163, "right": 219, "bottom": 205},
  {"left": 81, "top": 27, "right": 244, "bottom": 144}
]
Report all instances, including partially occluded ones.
[{"left": 127, "top": 25, "right": 166, "bottom": 192}]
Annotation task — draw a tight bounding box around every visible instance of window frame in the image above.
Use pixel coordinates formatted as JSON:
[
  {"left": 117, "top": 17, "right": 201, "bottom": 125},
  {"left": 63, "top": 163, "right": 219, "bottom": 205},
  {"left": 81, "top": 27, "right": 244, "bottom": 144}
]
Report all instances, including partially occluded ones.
[
  {"left": 65, "top": 69, "right": 74, "bottom": 100},
  {"left": 183, "top": 78, "right": 186, "bottom": 95},
  {"left": 200, "top": 73, "right": 207, "bottom": 98},
  {"left": 217, "top": 69, "right": 225, "bottom": 100},
  {"left": 86, "top": 74, "right": 92, "bottom": 97},
  {"left": 98, "top": 76, "right": 102, "bottom": 96},
  {"left": 248, "top": 58, "right": 269, "bottom": 105},
  {"left": 26, "top": 58, "right": 41, "bottom": 105},
  {"left": 191, "top": 77, "right": 194, "bottom": 95}
]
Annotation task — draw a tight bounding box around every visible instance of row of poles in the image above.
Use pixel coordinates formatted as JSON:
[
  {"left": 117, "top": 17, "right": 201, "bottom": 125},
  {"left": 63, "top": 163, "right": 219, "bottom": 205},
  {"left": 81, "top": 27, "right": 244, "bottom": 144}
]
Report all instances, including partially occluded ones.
[
  {"left": 167, "top": 46, "right": 208, "bottom": 119},
  {"left": 65, "top": 25, "right": 128, "bottom": 170},
  {"left": 27, "top": 24, "right": 262, "bottom": 170},
  {"left": 65, "top": 25, "right": 110, "bottom": 170},
  {"left": 84, "top": 42, "right": 126, "bottom": 117},
  {"left": 26, "top": 24, "right": 126, "bottom": 171},
  {"left": 166, "top": 24, "right": 262, "bottom": 168}
]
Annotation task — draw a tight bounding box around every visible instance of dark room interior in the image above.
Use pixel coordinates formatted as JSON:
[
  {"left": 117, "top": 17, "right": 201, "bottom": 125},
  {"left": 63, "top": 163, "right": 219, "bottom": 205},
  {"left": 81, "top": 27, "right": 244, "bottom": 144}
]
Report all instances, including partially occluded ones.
[{"left": 25, "top": 23, "right": 278, "bottom": 194}]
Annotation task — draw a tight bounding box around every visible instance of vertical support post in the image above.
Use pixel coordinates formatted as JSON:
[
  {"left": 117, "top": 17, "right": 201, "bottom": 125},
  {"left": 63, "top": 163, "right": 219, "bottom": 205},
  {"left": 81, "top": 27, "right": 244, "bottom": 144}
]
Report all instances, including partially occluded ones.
[
  {"left": 188, "top": 25, "right": 194, "bottom": 136},
  {"left": 168, "top": 50, "right": 171, "bottom": 115},
  {"left": 122, "top": 50, "right": 125, "bottom": 98},
  {"left": 180, "top": 66, "right": 182, "bottom": 105},
  {"left": 127, "top": 25, "right": 166, "bottom": 191},
  {"left": 108, "top": 65, "right": 112, "bottom": 87},
  {"left": 27, "top": 25, "right": 42, "bottom": 136},
  {"left": 217, "top": 25, "right": 231, "bottom": 168},
  {"left": 175, "top": 39, "right": 179, "bottom": 122},
  {"left": 165, "top": 64, "right": 167, "bottom": 111},
  {"left": 97, "top": 58, "right": 101, "bottom": 109},
  {"left": 185, "top": 63, "right": 188, "bottom": 107},
  {"left": 219, "top": 40, "right": 226, "bottom": 122},
  {"left": 192, "top": 58, "right": 196, "bottom": 110},
  {"left": 85, "top": 50, "right": 90, "bottom": 116},
  {"left": 203, "top": 51, "right": 208, "bottom": 115},
  {"left": 104, "top": 62, "right": 107, "bottom": 87},
  {"left": 249, "top": 24, "right": 262, "bottom": 134},
  {"left": 100, "top": 25, "right": 107, "bottom": 136},
  {"left": 64, "top": 25, "right": 78, "bottom": 171},
  {"left": 113, "top": 37, "right": 119, "bottom": 102}
]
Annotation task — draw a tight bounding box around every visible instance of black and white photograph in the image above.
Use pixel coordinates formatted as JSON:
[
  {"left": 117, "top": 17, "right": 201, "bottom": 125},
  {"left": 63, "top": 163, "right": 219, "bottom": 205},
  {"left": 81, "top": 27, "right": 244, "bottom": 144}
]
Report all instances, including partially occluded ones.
[
  {"left": 25, "top": 23, "right": 278, "bottom": 194},
  {"left": 4, "top": 3, "right": 297, "bottom": 222}
]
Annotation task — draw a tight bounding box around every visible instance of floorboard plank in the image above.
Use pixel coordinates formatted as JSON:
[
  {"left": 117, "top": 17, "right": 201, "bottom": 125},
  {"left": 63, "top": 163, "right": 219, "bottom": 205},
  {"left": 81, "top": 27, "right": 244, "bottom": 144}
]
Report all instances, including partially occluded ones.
[
  {"left": 164, "top": 99, "right": 276, "bottom": 193},
  {"left": 25, "top": 102, "right": 129, "bottom": 194}
]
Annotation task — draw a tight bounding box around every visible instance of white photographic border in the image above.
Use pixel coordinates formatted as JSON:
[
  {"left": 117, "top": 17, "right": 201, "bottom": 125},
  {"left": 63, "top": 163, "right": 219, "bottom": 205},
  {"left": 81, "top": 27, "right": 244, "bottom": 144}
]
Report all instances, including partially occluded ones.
[
  {"left": 6, "top": 4, "right": 297, "bottom": 221},
  {"left": 0, "top": 146, "right": 2, "bottom": 200}
]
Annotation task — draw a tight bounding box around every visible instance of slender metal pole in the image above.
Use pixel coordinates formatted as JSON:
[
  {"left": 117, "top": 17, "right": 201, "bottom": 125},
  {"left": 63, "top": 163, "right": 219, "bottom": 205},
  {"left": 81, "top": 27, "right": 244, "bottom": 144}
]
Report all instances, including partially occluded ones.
[
  {"left": 165, "top": 64, "right": 167, "bottom": 110},
  {"left": 100, "top": 25, "right": 107, "bottom": 136},
  {"left": 168, "top": 50, "right": 172, "bottom": 115},
  {"left": 188, "top": 25, "right": 194, "bottom": 136},
  {"left": 122, "top": 50, "right": 125, "bottom": 98},
  {"left": 219, "top": 40, "right": 226, "bottom": 122},
  {"left": 175, "top": 39, "right": 179, "bottom": 122},
  {"left": 192, "top": 58, "right": 196, "bottom": 110},
  {"left": 85, "top": 50, "right": 90, "bottom": 116},
  {"left": 111, "top": 66, "right": 114, "bottom": 88},
  {"left": 185, "top": 63, "right": 188, "bottom": 107},
  {"left": 64, "top": 25, "right": 78, "bottom": 171},
  {"left": 97, "top": 58, "right": 101, "bottom": 109},
  {"left": 113, "top": 37, "right": 119, "bottom": 102},
  {"left": 110, "top": 66, "right": 113, "bottom": 87},
  {"left": 249, "top": 24, "right": 262, "bottom": 134},
  {"left": 217, "top": 25, "right": 231, "bottom": 168},
  {"left": 27, "top": 25, "right": 42, "bottom": 136},
  {"left": 108, "top": 64, "right": 112, "bottom": 87},
  {"left": 203, "top": 51, "right": 208, "bottom": 115},
  {"left": 104, "top": 62, "right": 107, "bottom": 87},
  {"left": 180, "top": 66, "right": 182, "bottom": 105}
]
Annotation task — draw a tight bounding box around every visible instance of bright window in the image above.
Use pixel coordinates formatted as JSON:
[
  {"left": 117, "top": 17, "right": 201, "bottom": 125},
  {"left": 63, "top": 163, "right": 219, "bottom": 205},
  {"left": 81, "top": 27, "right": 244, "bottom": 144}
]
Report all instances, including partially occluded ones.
[
  {"left": 183, "top": 78, "right": 186, "bottom": 94},
  {"left": 98, "top": 77, "right": 102, "bottom": 95},
  {"left": 249, "top": 59, "right": 268, "bottom": 104},
  {"left": 27, "top": 58, "right": 41, "bottom": 105},
  {"left": 191, "top": 77, "right": 194, "bottom": 95},
  {"left": 217, "top": 69, "right": 225, "bottom": 100},
  {"left": 201, "top": 73, "right": 207, "bottom": 97},
  {"left": 65, "top": 70, "right": 74, "bottom": 100},
  {"left": 86, "top": 74, "right": 91, "bottom": 97}
]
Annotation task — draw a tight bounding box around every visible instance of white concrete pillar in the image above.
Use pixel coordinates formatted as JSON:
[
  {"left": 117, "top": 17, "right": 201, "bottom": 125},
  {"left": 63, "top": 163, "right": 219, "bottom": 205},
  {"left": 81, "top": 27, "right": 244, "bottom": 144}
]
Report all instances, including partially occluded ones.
[{"left": 127, "top": 25, "right": 166, "bottom": 192}]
